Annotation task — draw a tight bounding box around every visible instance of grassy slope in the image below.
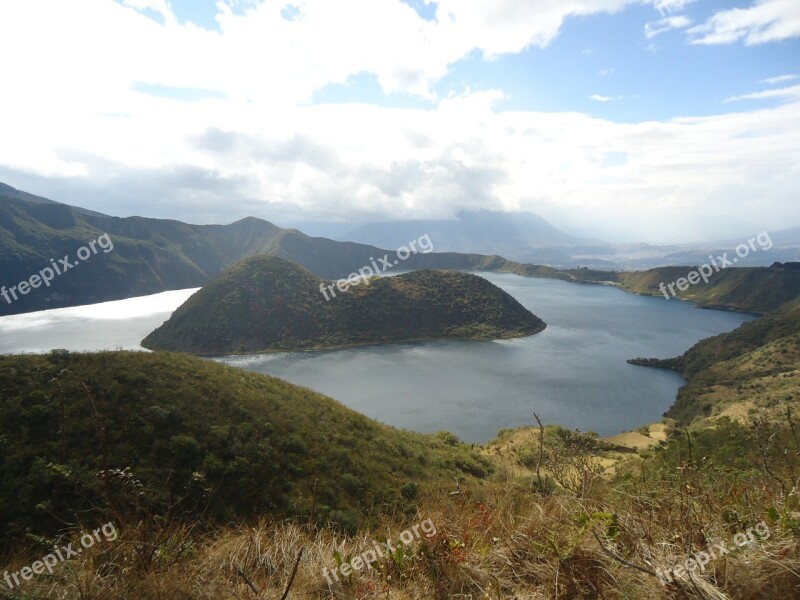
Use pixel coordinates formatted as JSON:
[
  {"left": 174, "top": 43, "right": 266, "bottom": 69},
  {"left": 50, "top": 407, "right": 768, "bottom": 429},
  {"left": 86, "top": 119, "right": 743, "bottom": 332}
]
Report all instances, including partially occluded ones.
[
  {"left": 617, "top": 264, "right": 800, "bottom": 314},
  {"left": 0, "top": 195, "right": 287, "bottom": 315},
  {"left": 1, "top": 338, "right": 798, "bottom": 597},
  {"left": 0, "top": 351, "right": 493, "bottom": 545},
  {"left": 3, "top": 358, "right": 797, "bottom": 598},
  {"left": 141, "top": 256, "right": 546, "bottom": 354},
  {"left": 503, "top": 262, "right": 800, "bottom": 315},
  {"left": 633, "top": 297, "right": 800, "bottom": 425}
]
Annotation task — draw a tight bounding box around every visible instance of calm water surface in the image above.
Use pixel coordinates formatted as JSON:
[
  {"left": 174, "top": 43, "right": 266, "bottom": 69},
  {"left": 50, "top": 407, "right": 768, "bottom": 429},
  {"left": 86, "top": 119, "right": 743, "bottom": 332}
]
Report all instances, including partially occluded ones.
[
  {"left": 0, "top": 289, "right": 200, "bottom": 353},
  {"left": 217, "top": 273, "right": 755, "bottom": 442},
  {"left": 0, "top": 273, "right": 754, "bottom": 442}
]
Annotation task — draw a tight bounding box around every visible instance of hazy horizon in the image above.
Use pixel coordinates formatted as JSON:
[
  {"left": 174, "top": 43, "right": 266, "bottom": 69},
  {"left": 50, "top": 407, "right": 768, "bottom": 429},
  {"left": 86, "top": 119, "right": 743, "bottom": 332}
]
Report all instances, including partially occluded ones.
[{"left": 4, "top": 178, "right": 799, "bottom": 248}]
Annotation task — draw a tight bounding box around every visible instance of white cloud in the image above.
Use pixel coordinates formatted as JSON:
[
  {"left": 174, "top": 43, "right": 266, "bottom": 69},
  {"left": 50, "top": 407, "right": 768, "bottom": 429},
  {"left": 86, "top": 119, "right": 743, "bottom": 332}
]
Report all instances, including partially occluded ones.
[
  {"left": 0, "top": 0, "right": 662, "bottom": 109},
  {"left": 0, "top": 0, "right": 797, "bottom": 243},
  {"left": 121, "top": 0, "right": 176, "bottom": 25},
  {"left": 5, "top": 83, "right": 798, "bottom": 241},
  {"left": 589, "top": 94, "right": 623, "bottom": 102},
  {"left": 644, "top": 15, "right": 692, "bottom": 38},
  {"left": 429, "top": 0, "right": 633, "bottom": 59},
  {"left": 689, "top": 0, "right": 800, "bottom": 45},
  {"left": 725, "top": 84, "right": 800, "bottom": 102},
  {"left": 761, "top": 74, "right": 798, "bottom": 84},
  {"left": 654, "top": 0, "right": 695, "bottom": 16}
]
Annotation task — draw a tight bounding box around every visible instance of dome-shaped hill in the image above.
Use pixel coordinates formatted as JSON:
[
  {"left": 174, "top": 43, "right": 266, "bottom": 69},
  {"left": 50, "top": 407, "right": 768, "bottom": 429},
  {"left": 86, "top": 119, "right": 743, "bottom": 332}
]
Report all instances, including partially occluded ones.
[
  {"left": 141, "top": 256, "right": 546, "bottom": 354},
  {"left": 0, "top": 350, "right": 496, "bottom": 542}
]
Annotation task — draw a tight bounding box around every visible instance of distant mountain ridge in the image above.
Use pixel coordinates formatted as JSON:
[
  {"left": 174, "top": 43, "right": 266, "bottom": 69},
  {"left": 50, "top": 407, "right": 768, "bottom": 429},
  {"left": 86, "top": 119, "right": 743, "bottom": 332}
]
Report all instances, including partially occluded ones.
[
  {"left": 0, "top": 184, "right": 518, "bottom": 316},
  {"left": 3, "top": 182, "right": 800, "bottom": 317},
  {"left": 337, "top": 210, "right": 625, "bottom": 268},
  {"left": 338, "top": 210, "right": 587, "bottom": 254},
  {"left": 0, "top": 191, "right": 279, "bottom": 315},
  {"left": 298, "top": 210, "right": 800, "bottom": 269}
]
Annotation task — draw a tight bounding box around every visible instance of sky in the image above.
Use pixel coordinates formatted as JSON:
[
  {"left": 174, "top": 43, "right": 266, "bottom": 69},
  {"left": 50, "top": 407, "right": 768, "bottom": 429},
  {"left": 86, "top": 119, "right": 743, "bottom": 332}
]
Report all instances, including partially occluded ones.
[{"left": 0, "top": 0, "right": 798, "bottom": 243}]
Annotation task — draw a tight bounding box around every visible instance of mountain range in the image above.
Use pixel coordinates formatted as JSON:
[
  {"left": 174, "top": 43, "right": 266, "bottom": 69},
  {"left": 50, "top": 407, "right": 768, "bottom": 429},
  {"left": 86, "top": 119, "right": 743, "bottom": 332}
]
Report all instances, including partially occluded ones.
[
  {"left": 0, "top": 183, "right": 509, "bottom": 315},
  {"left": 293, "top": 209, "right": 800, "bottom": 269},
  {"left": 2, "top": 181, "right": 800, "bottom": 598},
  {"left": 2, "top": 181, "right": 800, "bottom": 317}
]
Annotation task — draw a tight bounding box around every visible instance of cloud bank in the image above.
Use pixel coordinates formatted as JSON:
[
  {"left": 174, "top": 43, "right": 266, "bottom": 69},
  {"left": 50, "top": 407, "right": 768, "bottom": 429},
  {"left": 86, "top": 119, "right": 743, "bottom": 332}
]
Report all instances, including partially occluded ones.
[{"left": 0, "top": 0, "right": 798, "bottom": 243}]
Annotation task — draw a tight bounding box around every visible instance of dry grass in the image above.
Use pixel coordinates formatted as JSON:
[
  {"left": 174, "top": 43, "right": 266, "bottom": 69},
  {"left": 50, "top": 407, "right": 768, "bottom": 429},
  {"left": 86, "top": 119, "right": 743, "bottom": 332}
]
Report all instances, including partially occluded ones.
[
  {"left": 4, "top": 477, "right": 799, "bottom": 600},
  {"left": 4, "top": 411, "right": 800, "bottom": 599}
]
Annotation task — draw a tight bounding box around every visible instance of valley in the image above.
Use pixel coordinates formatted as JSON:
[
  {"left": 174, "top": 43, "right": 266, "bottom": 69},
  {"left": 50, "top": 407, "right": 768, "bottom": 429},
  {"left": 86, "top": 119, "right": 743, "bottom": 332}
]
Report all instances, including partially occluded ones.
[
  {"left": 1, "top": 183, "right": 798, "bottom": 598},
  {"left": 2, "top": 2, "right": 799, "bottom": 595}
]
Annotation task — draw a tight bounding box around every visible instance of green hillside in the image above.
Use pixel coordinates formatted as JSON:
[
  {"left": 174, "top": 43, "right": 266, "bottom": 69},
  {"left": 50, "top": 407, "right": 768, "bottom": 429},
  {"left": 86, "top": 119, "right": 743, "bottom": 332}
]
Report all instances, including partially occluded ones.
[
  {"left": 0, "top": 350, "right": 493, "bottom": 547},
  {"left": 0, "top": 192, "right": 285, "bottom": 315},
  {"left": 0, "top": 185, "right": 556, "bottom": 316},
  {"left": 629, "top": 297, "right": 800, "bottom": 425},
  {"left": 505, "top": 261, "right": 800, "bottom": 314},
  {"left": 142, "top": 256, "right": 546, "bottom": 354},
  {"left": 6, "top": 183, "right": 798, "bottom": 319},
  {"left": 617, "top": 263, "right": 800, "bottom": 314},
  {"left": 2, "top": 350, "right": 798, "bottom": 599}
]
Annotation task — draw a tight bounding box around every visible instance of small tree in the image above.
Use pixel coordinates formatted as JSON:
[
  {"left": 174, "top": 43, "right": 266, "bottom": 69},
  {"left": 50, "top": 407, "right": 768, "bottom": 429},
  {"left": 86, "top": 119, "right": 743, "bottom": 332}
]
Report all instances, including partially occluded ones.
[{"left": 546, "top": 428, "right": 605, "bottom": 498}]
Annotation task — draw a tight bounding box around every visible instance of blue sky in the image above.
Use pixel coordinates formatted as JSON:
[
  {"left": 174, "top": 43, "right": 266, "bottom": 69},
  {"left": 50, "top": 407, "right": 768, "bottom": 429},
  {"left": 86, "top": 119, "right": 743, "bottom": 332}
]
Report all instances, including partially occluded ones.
[
  {"left": 159, "top": 0, "right": 800, "bottom": 122},
  {"left": 434, "top": 1, "right": 800, "bottom": 122},
  {"left": 0, "top": 0, "right": 798, "bottom": 242}
]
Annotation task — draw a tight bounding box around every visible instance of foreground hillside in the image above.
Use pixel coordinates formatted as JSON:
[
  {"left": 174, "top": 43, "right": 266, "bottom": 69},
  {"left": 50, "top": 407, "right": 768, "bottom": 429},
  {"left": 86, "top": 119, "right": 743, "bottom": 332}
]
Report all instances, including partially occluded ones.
[
  {"left": 0, "top": 351, "right": 493, "bottom": 546},
  {"left": 0, "top": 349, "right": 798, "bottom": 598},
  {"left": 142, "top": 256, "right": 546, "bottom": 354}
]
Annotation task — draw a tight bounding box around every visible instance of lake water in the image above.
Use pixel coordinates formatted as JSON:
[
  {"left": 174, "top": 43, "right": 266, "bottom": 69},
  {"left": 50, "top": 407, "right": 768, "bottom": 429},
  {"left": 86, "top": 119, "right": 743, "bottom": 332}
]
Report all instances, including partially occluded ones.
[
  {"left": 219, "top": 273, "right": 754, "bottom": 442},
  {"left": 0, "top": 289, "right": 200, "bottom": 353},
  {"left": 0, "top": 273, "right": 754, "bottom": 443}
]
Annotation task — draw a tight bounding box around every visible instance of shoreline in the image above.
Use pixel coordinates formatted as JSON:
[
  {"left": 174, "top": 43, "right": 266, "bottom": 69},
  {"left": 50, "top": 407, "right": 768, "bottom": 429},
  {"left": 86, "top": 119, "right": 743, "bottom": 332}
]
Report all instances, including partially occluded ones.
[
  {"left": 5, "top": 267, "right": 757, "bottom": 444},
  {"left": 169, "top": 322, "right": 549, "bottom": 358}
]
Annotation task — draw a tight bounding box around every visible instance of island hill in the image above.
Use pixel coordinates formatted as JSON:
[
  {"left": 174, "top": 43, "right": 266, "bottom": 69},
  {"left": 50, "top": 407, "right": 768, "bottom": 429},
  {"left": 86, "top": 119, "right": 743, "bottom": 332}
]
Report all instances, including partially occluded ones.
[{"left": 141, "top": 255, "right": 546, "bottom": 354}]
